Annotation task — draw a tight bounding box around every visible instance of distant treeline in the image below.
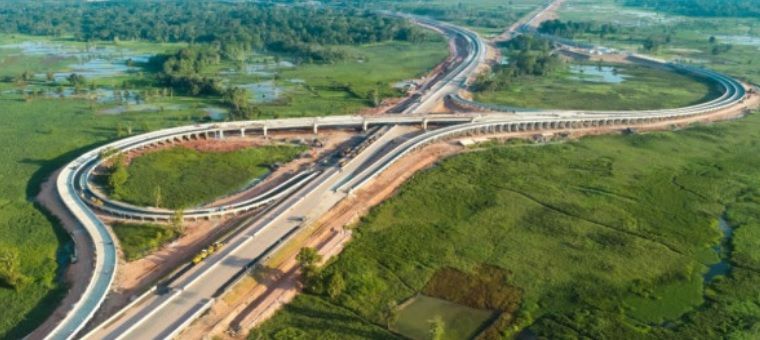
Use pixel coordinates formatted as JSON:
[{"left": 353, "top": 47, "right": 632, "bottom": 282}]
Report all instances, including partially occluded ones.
[
  {"left": 0, "top": 0, "right": 432, "bottom": 62},
  {"left": 623, "top": 0, "right": 760, "bottom": 18},
  {"left": 538, "top": 20, "right": 622, "bottom": 39}
]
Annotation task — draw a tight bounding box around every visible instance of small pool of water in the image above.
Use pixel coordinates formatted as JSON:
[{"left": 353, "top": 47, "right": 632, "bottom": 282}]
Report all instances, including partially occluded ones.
[
  {"left": 99, "top": 103, "right": 185, "bottom": 115},
  {"left": 10, "top": 86, "right": 144, "bottom": 104},
  {"left": 568, "top": 65, "right": 627, "bottom": 84},
  {"left": 704, "top": 217, "right": 732, "bottom": 283},
  {"left": 714, "top": 35, "right": 760, "bottom": 47},
  {"left": 237, "top": 80, "right": 282, "bottom": 103},
  {"left": 202, "top": 107, "right": 228, "bottom": 121}
]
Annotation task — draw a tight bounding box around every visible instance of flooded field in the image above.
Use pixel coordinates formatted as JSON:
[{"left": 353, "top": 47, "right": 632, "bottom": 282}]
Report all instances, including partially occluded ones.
[
  {"left": 0, "top": 41, "right": 151, "bottom": 79},
  {"left": 237, "top": 80, "right": 283, "bottom": 103},
  {"left": 714, "top": 35, "right": 760, "bottom": 47}
]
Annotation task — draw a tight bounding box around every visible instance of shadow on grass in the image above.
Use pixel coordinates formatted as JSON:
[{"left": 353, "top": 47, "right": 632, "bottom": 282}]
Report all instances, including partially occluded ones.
[{"left": 2, "top": 281, "right": 68, "bottom": 339}]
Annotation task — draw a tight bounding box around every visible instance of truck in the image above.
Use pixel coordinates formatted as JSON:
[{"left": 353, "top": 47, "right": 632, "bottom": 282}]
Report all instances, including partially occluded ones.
[{"left": 191, "top": 241, "right": 225, "bottom": 265}]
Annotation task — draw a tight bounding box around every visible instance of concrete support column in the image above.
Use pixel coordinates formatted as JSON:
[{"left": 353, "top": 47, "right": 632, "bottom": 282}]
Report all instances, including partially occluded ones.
[
  {"left": 313, "top": 120, "right": 319, "bottom": 134},
  {"left": 263, "top": 125, "right": 268, "bottom": 137},
  {"left": 240, "top": 128, "right": 245, "bottom": 137},
  {"left": 362, "top": 119, "right": 369, "bottom": 132},
  {"left": 422, "top": 118, "right": 429, "bottom": 131}
]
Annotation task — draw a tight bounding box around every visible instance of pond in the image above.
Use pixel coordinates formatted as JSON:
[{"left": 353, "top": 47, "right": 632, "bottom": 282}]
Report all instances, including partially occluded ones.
[
  {"left": 704, "top": 217, "right": 732, "bottom": 283},
  {"left": 100, "top": 103, "right": 186, "bottom": 115},
  {"left": 10, "top": 86, "right": 146, "bottom": 105},
  {"left": 714, "top": 35, "right": 760, "bottom": 47},
  {"left": 237, "top": 80, "right": 282, "bottom": 103},
  {"left": 394, "top": 295, "right": 495, "bottom": 340},
  {"left": 568, "top": 64, "right": 627, "bottom": 84},
  {"left": 202, "top": 107, "right": 228, "bottom": 121}
]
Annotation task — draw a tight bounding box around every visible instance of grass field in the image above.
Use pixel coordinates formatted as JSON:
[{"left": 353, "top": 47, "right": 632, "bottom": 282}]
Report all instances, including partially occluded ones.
[
  {"left": 393, "top": 295, "right": 494, "bottom": 340},
  {"left": 372, "top": 0, "right": 545, "bottom": 37},
  {"left": 250, "top": 40, "right": 449, "bottom": 118},
  {"left": 111, "top": 223, "right": 179, "bottom": 261},
  {"left": 253, "top": 109, "right": 760, "bottom": 338},
  {"left": 474, "top": 63, "right": 722, "bottom": 110},
  {"left": 116, "top": 145, "right": 306, "bottom": 209}
]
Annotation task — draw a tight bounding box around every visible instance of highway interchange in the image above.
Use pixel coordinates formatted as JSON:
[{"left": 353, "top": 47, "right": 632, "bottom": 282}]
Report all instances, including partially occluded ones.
[{"left": 45, "top": 2, "right": 754, "bottom": 339}]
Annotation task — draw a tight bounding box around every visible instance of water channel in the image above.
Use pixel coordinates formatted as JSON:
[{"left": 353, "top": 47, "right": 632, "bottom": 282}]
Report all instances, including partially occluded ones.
[{"left": 704, "top": 217, "right": 732, "bottom": 283}]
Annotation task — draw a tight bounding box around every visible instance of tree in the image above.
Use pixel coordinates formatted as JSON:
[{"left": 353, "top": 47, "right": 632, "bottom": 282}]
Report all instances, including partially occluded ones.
[
  {"left": 0, "top": 248, "right": 27, "bottom": 289},
  {"left": 172, "top": 208, "right": 184, "bottom": 233},
  {"left": 428, "top": 315, "right": 445, "bottom": 340},
  {"left": 223, "top": 87, "right": 250, "bottom": 112},
  {"left": 326, "top": 272, "right": 345, "bottom": 300},
  {"left": 296, "top": 247, "right": 322, "bottom": 286},
  {"left": 67, "top": 73, "right": 86, "bottom": 87},
  {"left": 383, "top": 300, "right": 399, "bottom": 329},
  {"left": 108, "top": 153, "right": 128, "bottom": 198},
  {"left": 153, "top": 186, "right": 163, "bottom": 208},
  {"left": 368, "top": 88, "right": 380, "bottom": 107}
]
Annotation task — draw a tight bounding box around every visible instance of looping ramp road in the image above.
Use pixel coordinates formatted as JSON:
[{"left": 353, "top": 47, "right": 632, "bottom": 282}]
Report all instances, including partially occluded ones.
[{"left": 42, "top": 2, "right": 753, "bottom": 339}]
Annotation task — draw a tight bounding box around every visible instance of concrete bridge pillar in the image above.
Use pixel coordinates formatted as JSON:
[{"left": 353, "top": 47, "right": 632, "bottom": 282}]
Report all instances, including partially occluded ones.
[
  {"left": 362, "top": 119, "right": 369, "bottom": 132},
  {"left": 313, "top": 120, "right": 319, "bottom": 134},
  {"left": 263, "top": 125, "right": 268, "bottom": 137},
  {"left": 422, "top": 118, "right": 429, "bottom": 131},
  {"left": 240, "top": 128, "right": 246, "bottom": 137},
  {"left": 218, "top": 130, "right": 224, "bottom": 139}
]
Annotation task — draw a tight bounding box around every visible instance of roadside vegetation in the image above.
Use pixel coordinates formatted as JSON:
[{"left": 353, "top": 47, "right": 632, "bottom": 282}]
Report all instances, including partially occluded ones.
[
  {"left": 111, "top": 223, "right": 180, "bottom": 262},
  {"left": 109, "top": 145, "right": 306, "bottom": 209},
  {"left": 253, "top": 109, "right": 760, "bottom": 338}
]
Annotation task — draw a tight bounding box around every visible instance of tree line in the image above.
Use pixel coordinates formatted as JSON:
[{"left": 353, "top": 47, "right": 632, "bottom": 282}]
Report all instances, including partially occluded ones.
[
  {"left": 0, "top": 0, "right": 431, "bottom": 61},
  {"left": 539, "top": 20, "right": 623, "bottom": 39},
  {"left": 623, "top": 0, "right": 760, "bottom": 18}
]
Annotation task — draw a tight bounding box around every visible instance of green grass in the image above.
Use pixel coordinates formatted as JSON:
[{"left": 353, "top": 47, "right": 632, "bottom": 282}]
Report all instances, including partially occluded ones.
[
  {"left": 474, "top": 63, "right": 722, "bottom": 110},
  {"left": 374, "top": 0, "right": 546, "bottom": 37},
  {"left": 253, "top": 110, "right": 760, "bottom": 338},
  {"left": 252, "top": 40, "right": 449, "bottom": 118},
  {"left": 393, "top": 295, "right": 494, "bottom": 340},
  {"left": 116, "top": 145, "right": 306, "bottom": 209},
  {"left": 111, "top": 223, "right": 179, "bottom": 261},
  {"left": 248, "top": 294, "right": 397, "bottom": 340}
]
